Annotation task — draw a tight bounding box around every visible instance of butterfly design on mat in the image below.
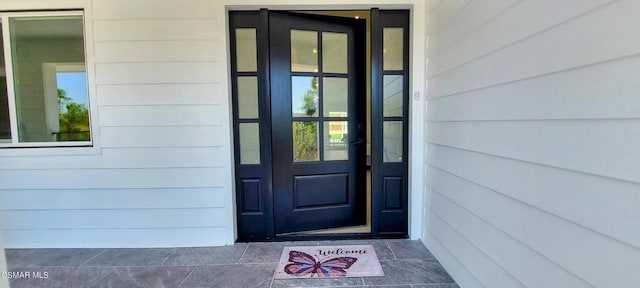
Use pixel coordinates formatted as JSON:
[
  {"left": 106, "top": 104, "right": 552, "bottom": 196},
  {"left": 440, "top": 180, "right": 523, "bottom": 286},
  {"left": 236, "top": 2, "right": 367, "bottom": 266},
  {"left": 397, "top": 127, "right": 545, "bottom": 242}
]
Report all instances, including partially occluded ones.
[{"left": 284, "top": 250, "right": 358, "bottom": 277}]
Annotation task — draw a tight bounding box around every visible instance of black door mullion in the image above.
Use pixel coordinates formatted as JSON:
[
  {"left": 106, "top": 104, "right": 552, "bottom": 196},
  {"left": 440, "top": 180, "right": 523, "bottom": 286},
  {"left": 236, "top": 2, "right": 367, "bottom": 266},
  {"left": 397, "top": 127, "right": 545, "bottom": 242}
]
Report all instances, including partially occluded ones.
[
  {"left": 318, "top": 31, "right": 325, "bottom": 162},
  {"left": 322, "top": 72, "right": 349, "bottom": 78}
]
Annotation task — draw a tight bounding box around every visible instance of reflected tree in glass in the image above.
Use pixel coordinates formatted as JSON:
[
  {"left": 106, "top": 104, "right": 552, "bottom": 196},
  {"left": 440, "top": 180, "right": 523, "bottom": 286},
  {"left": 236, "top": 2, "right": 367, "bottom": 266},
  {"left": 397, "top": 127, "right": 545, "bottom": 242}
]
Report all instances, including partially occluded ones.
[
  {"left": 57, "top": 88, "right": 90, "bottom": 141},
  {"left": 293, "top": 77, "right": 319, "bottom": 162}
]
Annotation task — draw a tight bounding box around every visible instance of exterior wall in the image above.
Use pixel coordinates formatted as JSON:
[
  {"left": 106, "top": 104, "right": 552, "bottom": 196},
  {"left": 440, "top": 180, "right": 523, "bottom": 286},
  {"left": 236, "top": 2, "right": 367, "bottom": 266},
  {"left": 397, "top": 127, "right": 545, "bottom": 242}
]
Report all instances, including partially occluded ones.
[
  {"left": 0, "top": 0, "right": 235, "bottom": 248},
  {"left": 423, "top": 0, "right": 640, "bottom": 287},
  {"left": 0, "top": 0, "right": 428, "bottom": 248}
]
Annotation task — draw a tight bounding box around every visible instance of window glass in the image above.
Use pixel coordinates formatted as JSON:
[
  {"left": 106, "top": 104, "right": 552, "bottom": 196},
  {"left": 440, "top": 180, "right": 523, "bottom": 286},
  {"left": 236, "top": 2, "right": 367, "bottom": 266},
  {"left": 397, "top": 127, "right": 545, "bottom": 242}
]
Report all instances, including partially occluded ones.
[
  {"left": 235, "top": 28, "right": 257, "bottom": 72},
  {"left": 237, "top": 76, "right": 259, "bottom": 119},
  {"left": 383, "top": 28, "right": 403, "bottom": 71},
  {"left": 293, "top": 121, "right": 319, "bottom": 162},
  {"left": 383, "top": 75, "right": 403, "bottom": 117},
  {"left": 0, "top": 24, "right": 11, "bottom": 141},
  {"left": 322, "top": 77, "right": 348, "bottom": 117},
  {"left": 239, "top": 123, "right": 260, "bottom": 164},
  {"left": 291, "top": 30, "right": 318, "bottom": 72},
  {"left": 292, "top": 76, "right": 318, "bottom": 117},
  {"left": 10, "top": 15, "right": 90, "bottom": 143},
  {"left": 323, "top": 121, "right": 348, "bottom": 161},
  {"left": 383, "top": 121, "right": 403, "bottom": 162},
  {"left": 322, "top": 32, "right": 348, "bottom": 73}
]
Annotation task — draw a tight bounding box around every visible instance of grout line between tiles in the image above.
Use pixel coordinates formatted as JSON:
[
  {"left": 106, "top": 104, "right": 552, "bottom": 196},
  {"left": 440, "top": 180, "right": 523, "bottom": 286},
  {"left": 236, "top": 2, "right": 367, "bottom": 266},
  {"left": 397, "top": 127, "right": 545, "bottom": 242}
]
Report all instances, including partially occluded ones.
[
  {"left": 86, "top": 266, "right": 116, "bottom": 287},
  {"left": 385, "top": 240, "right": 398, "bottom": 260},
  {"left": 78, "top": 249, "right": 106, "bottom": 267},
  {"left": 176, "top": 265, "right": 197, "bottom": 288},
  {"left": 237, "top": 244, "right": 249, "bottom": 263},
  {"left": 159, "top": 248, "right": 177, "bottom": 266}
]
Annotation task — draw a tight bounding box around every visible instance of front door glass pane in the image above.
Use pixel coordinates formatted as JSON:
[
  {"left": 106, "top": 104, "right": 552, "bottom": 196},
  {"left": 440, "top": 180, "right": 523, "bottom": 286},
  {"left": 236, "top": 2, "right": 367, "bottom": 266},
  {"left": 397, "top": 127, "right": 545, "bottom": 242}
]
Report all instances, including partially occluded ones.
[
  {"left": 383, "top": 28, "right": 403, "bottom": 71},
  {"left": 383, "top": 121, "right": 402, "bottom": 162},
  {"left": 324, "top": 121, "right": 348, "bottom": 161},
  {"left": 291, "top": 30, "right": 318, "bottom": 72},
  {"left": 292, "top": 76, "right": 318, "bottom": 117},
  {"left": 322, "top": 32, "right": 348, "bottom": 73},
  {"left": 235, "top": 28, "right": 257, "bottom": 72},
  {"left": 237, "top": 76, "right": 259, "bottom": 119},
  {"left": 323, "top": 77, "right": 348, "bottom": 117},
  {"left": 383, "top": 75, "right": 403, "bottom": 117},
  {"left": 293, "top": 121, "right": 319, "bottom": 162},
  {"left": 239, "top": 123, "right": 261, "bottom": 164}
]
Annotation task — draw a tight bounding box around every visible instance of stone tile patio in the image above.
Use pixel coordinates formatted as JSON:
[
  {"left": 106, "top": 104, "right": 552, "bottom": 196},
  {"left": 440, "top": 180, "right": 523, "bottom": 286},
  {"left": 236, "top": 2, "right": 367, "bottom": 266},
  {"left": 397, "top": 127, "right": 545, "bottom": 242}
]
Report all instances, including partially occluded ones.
[{"left": 4, "top": 239, "right": 458, "bottom": 288}]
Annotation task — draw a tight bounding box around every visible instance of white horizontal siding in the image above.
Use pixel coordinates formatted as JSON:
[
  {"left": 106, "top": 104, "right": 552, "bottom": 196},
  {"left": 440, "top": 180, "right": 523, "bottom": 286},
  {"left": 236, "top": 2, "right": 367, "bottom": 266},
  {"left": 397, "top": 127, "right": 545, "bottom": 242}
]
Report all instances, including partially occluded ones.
[
  {"left": 0, "top": 0, "right": 234, "bottom": 248},
  {"left": 428, "top": 120, "right": 640, "bottom": 183},
  {"left": 99, "top": 105, "right": 222, "bottom": 126},
  {"left": 95, "top": 41, "right": 219, "bottom": 63},
  {"left": 95, "top": 62, "right": 220, "bottom": 84},
  {"left": 423, "top": 231, "right": 486, "bottom": 288},
  {"left": 0, "top": 147, "right": 225, "bottom": 170},
  {"left": 427, "top": 0, "right": 470, "bottom": 35},
  {"left": 427, "top": 144, "right": 640, "bottom": 251},
  {"left": 425, "top": 0, "right": 444, "bottom": 12},
  {"left": 427, "top": 55, "right": 640, "bottom": 121},
  {"left": 426, "top": 208, "right": 525, "bottom": 288},
  {"left": 427, "top": 0, "right": 519, "bottom": 54},
  {"left": 427, "top": 165, "right": 640, "bottom": 288},
  {"left": 428, "top": 0, "right": 613, "bottom": 76},
  {"left": 2, "top": 227, "right": 228, "bottom": 248},
  {"left": 97, "top": 84, "right": 222, "bottom": 106},
  {"left": 3, "top": 208, "right": 227, "bottom": 229},
  {"left": 100, "top": 126, "right": 225, "bottom": 148},
  {"left": 92, "top": 0, "right": 218, "bottom": 20},
  {"left": 93, "top": 19, "right": 219, "bottom": 41},
  {"left": 426, "top": 188, "right": 593, "bottom": 288},
  {"left": 0, "top": 168, "right": 226, "bottom": 189},
  {"left": 424, "top": 1, "right": 640, "bottom": 287},
  {"left": 429, "top": 0, "right": 638, "bottom": 98},
  {"left": 0, "top": 188, "right": 226, "bottom": 210}
]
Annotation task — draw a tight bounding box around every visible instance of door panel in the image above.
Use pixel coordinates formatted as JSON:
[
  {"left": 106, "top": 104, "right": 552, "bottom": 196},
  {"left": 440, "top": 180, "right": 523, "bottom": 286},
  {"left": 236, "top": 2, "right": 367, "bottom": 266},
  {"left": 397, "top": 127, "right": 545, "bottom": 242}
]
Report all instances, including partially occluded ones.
[
  {"left": 370, "top": 9, "right": 410, "bottom": 237},
  {"left": 294, "top": 173, "right": 348, "bottom": 208},
  {"left": 270, "top": 11, "right": 366, "bottom": 234},
  {"left": 230, "top": 10, "right": 275, "bottom": 241}
]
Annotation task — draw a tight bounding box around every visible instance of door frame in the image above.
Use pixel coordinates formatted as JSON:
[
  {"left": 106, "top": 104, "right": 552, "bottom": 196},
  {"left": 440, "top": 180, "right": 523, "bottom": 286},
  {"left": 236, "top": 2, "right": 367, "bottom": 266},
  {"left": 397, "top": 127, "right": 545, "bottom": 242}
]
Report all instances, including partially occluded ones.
[{"left": 222, "top": 1, "right": 427, "bottom": 243}]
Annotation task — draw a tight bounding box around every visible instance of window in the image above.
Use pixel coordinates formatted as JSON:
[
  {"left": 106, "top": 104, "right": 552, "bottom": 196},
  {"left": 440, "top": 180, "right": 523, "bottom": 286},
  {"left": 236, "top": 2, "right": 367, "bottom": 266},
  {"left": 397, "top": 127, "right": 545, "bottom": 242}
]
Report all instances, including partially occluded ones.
[{"left": 0, "top": 12, "right": 91, "bottom": 147}]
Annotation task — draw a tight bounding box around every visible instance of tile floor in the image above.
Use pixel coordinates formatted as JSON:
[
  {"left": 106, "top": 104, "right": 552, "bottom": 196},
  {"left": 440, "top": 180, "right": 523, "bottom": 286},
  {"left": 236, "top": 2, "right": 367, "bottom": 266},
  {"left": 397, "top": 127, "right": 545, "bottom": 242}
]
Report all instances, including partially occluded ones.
[{"left": 4, "top": 239, "right": 458, "bottom": 288}]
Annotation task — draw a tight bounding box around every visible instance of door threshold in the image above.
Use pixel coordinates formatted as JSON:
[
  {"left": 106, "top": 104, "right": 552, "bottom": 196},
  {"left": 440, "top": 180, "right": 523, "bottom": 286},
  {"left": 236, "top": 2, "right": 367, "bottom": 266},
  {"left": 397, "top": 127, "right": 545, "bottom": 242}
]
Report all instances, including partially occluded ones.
[
  {"left": 274, "top": 224, "right": 371, "bottom": 241},
  {"left": 303, "top": 224, "right": 370, "bottom": 234},
  {"left": 276, "top": 232, "right": 372, "bottom": 242},
  {"left": 278, "top": 224, "right": 369, "bottom": 236}
]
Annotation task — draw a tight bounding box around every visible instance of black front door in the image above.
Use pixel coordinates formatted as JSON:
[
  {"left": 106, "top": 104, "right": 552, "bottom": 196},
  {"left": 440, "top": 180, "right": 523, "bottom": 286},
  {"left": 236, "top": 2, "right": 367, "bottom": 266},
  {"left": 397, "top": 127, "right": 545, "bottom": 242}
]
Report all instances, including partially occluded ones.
[{"left": 269, "top": 12, "right": 367, "bottom": 234}]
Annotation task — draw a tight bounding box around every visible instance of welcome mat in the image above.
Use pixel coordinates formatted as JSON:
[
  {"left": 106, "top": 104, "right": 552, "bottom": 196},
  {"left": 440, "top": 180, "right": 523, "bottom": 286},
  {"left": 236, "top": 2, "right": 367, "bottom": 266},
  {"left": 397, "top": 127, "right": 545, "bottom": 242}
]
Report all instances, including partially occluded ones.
[{"left": 274, "top": 245, "right": 385, "bottom": 279}]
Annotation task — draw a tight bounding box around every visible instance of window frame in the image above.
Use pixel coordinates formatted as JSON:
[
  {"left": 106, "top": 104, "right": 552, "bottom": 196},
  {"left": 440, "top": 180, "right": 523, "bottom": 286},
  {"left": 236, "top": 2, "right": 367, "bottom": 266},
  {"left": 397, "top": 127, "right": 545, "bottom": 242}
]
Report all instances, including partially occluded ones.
[{"left": 0, "top": 10, "right": 96, "bottom": 149}]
